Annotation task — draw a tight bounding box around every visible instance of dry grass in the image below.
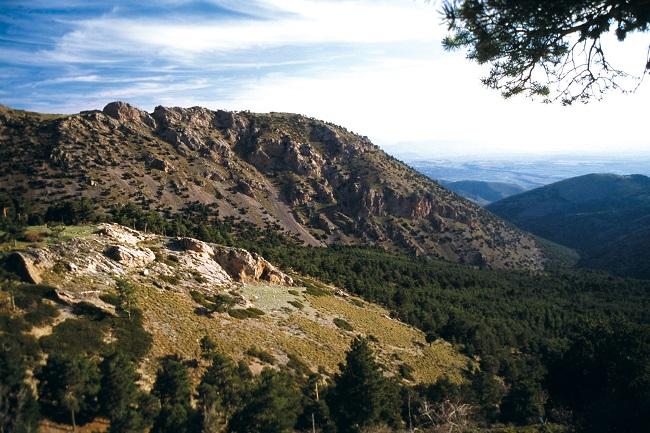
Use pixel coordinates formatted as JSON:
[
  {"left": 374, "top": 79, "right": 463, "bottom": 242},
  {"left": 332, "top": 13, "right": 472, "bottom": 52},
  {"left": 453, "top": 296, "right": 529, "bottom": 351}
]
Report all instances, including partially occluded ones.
[{"left": 136, "top": 282, "right": 467, "bottom": 385}]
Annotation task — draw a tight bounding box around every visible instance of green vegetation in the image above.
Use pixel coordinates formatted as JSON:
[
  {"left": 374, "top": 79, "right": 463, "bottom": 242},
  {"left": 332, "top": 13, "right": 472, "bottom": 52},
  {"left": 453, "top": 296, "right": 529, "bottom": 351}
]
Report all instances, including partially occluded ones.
[
  {"left": 328, "top": 337, "right": 400, "bottom": 433},
  {"left": 37, "top": 353, "right": 101, "bottom": 428},
  {"left": 333, "top": 317, "right": 353, "bottom": 332},
  {"left": 442, "top": 0, "right": 650, "bottom": 103},
  {"left": 2, "top": 199, "right": 650, "bottom": 432},
  {"left": 488, "top": 174, "right": 650, "bottom": 278},
  {"left": 228, "top": 307, "right": 265, "bottom": 319},
  {"left": 246, "top": 346, "right": 276, "bottom": 365}
]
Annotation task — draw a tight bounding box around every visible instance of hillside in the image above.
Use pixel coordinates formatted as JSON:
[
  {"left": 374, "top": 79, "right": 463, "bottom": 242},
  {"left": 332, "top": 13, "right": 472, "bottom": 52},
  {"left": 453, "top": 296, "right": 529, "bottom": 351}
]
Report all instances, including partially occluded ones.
[
  {"left": 441, "top": 180, "right": 526, "bottom": 205},
  {"left": 0, "top": 102, "right": 545, "bottom": 270},
  {"left": 487, "top": 173, "right": 650, "bottom": 278},
  {"left": 1, "top": 223, "right": 465, "bottom": 386}
]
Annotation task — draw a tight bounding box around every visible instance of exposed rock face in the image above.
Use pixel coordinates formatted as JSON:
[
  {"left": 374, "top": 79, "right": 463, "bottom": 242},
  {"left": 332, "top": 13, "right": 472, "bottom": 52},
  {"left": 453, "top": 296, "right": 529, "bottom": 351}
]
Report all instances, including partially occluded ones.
[
  {"left": 144, "top": 153, "right": 174, "bottom": 173},
  {"left": 0, "top": 102, "right": 548, "bottom": 271},
  {"left": 104, "top": 245, "right": 156, "bottom": 268},
  {"left": 103, "top": 101, "right": 156, "bottom": 129},
  {"left": 5, "top": 252, "right": 43, "bottom": 284},
  {"left": 213, "top": 246, "right": 293, "bottom": 286},
  {"left": 175, "top": 237, "right": 213, "bottom": 255},
  {"left": 3, "top": 224, "right": 294, "bottom": 317}
]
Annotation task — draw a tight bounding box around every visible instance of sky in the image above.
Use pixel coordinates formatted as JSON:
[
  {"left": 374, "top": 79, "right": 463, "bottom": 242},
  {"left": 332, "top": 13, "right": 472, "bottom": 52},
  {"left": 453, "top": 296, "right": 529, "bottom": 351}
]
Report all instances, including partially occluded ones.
[{"left": 1, "top": 0, "right": 649, "bottom": 159}]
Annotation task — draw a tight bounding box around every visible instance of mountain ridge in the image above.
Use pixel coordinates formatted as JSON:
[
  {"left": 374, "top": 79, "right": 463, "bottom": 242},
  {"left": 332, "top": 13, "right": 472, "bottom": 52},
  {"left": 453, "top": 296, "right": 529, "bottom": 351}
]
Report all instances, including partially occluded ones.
[
  {"left": 488, "top": 173, "right": 650, "bottom": 278},
  {"left": 0, "top": 101, "right": 545, "bottom": 270},
  {"left": 440, "top": 180, "right": 526, "bottom": 205}
]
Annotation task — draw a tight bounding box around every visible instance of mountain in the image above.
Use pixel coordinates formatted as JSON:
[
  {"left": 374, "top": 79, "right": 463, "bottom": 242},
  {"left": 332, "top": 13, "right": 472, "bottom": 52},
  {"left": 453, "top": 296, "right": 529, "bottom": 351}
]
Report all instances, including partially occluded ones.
[
  {"left": 487, "top": 173, "right": 650, "bottom": 278},
  {"left": 0, "top": 102, "right": 545, "bottom": 270},
  {"left": 441, "top": 180, "right": 526, "bottom": 205}
]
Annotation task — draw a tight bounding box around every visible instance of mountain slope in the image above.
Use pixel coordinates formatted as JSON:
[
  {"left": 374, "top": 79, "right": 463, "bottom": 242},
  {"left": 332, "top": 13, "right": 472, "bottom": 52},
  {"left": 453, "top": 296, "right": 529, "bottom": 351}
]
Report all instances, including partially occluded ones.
[
  {"left": 0, "top": 102, "right": 545, "bottom": 270},
  {"left": 441, "top": 180, "right": 526, "bottom": 205},
  {"left": 2, "top": 223, "right": 467, "bottom": 384},
  {"left": 487, "top": 173, "right": 650, "bottom": 278}
]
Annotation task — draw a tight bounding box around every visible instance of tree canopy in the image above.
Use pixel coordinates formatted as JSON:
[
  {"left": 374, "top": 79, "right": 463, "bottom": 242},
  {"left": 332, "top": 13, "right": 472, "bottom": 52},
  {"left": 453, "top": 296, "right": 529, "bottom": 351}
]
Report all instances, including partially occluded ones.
[{"left": 442, "top": 0, "right": 650, "bottom": 103}]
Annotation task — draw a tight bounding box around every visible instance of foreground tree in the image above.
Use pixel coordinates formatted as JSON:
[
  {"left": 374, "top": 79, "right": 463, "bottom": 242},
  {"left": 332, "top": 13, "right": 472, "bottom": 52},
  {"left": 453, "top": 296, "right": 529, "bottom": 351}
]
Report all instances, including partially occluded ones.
[
  {"left": 547, "top": 320, "right": 650, "bottom": 433},
  {"left": 151, "top": 355, "right": 195, "bottom": 433},
  {"left": 229, "top": 369, "right": 301, "bottom": 433},
  {"left": 37, "top": 354, "right": 100, "bottom": 431},
  {"left": 100, "top": 352, "right": 157, "bottom": 433},
  {"left": 442, "top": 0, "right": 650, "bottom": 103},
  {"left": 329, "top": 338, "right": 401, "bottom": 433},
  {"left": 196, "top": 354, "right": 252, "bottom": 433},
  {"left": 0, "top": 342, "right": 39, "bottom": 433},
  {"left": 115, "top": 279, "right": 137, "bottom": 320}
]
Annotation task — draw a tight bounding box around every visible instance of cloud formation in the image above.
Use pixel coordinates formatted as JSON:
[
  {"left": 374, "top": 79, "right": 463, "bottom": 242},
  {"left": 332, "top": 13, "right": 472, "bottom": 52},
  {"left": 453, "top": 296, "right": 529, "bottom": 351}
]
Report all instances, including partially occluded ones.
[{"left": 0, "top": 0, "right": 648, "bottom": 157}]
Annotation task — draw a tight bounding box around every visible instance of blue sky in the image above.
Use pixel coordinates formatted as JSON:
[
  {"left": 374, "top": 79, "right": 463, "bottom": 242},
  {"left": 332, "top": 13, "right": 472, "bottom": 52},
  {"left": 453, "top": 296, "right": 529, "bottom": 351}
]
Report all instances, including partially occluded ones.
[{"left": 1, "top": 0, "right": 649, "bottom": 157}]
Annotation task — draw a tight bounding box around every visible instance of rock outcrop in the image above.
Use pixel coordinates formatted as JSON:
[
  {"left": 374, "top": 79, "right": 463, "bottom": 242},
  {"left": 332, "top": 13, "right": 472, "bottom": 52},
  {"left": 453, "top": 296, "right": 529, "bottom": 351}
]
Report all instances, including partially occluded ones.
[
  {"left": 0, "top": 102, "right": 548, "bottom": 271},
  {"left": 104, "top": 245, "right": 156, "bottom": 268},
  {"left": 4, "top": 252, "right": 43, "bottom": 284},
  {"left": 213, "top": 246, "right": 293, "bottom": 286},
  {"left": 103, "top": 101, "right": 157, "bottom": 129}
]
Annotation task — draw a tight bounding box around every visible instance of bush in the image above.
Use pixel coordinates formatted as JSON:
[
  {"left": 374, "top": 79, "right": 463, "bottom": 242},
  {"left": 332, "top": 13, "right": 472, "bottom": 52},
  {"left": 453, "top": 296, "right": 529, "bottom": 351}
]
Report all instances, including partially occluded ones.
[
  {"left": 333, "top": 318, "right": 353, "bottom": 332},
  {"left": 40, "top": 317, "right": 108, "bottom": 356},
  {"left": 24, "top": 302, "right": 59, "bottom": 326},
  {"left": 228, "top": 308, "right": 265, "bottom": 319},
  {"left": 246, "top": 346, "right": 275, "bottom": 364}
]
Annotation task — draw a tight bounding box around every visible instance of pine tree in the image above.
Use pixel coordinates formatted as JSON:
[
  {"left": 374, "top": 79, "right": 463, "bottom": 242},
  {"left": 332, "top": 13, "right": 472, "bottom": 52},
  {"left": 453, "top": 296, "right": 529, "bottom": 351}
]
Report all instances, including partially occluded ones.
[
  {"left": 100, "top": 352, "right": 157, "bottom": 433},
  {"left": 229, "top": 369, "right": 301, "bottom": 433},
  {"left": 115, "top": 279, "right": 137, "bottom": 320},
  {"left": 196, "top": 353, "right": 252, "bottom": 433},
  {"left": 0, "top": 341, "right": 40, "bottom": 433},
  {"left": 329, "top": 337, "right": 401, "bottom": 433},
  {"left": 37, "top": 354, "right": 100, "bottom": 431},
  {"left": 151, "top": 355, "right": 194, "bottom": 433},
  {"left": 199, "top": 335, "right": 218, "bottom": 361},
  {"left": 296, "top": 373, "right": 337, "bottom": 433}
]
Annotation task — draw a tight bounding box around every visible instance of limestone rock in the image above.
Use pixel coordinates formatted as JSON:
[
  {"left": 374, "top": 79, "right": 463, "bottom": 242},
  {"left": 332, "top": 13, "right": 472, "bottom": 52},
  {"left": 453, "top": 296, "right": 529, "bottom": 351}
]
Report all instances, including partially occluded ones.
[
  {"left": 175, "top": 237, "right": 213, "bottom": 255},
  {"left": 95, "top": 223, "right": 145, "bottom": 245},
  {"left": 145, "top": 154, "right": 174, "bottom": 173},
  {"left": 103, "top": 101, "right": 156, "bottom": 129},
  {"left": 5, "top": 252, "right": 42, "bottom": 284},
  {"left": 213, "top": 246, "right": 293, "bottom": 285},
  {"left": 104, "top": 245, "right": 155, "bottom": 268}
]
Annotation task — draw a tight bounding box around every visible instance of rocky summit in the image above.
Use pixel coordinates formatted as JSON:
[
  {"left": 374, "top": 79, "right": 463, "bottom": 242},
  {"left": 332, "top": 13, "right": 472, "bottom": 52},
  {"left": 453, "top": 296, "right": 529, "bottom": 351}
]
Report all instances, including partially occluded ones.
[{"left": 0, "top": 102, "right": 545, "bottom": 270}]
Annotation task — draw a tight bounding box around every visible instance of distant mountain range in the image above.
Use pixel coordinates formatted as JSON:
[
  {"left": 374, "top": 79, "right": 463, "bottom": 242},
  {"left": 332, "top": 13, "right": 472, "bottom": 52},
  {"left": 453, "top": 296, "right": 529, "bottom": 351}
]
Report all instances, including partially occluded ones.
[
  {"left": 488, "top": 173, "right": 650, "bottom": 279},
  {"left": 407, "top": 157, "right": 650, "bottom": 189},
  {"left": 441, "top": 180, "right": 526, "bottom": 206}
]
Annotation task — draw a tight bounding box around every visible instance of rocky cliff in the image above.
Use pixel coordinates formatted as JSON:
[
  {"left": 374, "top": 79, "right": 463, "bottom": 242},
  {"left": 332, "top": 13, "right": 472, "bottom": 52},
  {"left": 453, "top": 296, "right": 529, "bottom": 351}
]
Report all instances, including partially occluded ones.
[{"left": 0, "top": 102, "right": 545, "bottom": 270}]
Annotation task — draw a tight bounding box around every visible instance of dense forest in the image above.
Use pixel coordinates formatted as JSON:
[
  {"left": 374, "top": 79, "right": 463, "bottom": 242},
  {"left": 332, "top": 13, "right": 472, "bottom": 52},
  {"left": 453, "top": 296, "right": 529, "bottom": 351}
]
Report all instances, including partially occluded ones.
[{"left": 2, "top": 196, "right": 650, "bottom": 432}]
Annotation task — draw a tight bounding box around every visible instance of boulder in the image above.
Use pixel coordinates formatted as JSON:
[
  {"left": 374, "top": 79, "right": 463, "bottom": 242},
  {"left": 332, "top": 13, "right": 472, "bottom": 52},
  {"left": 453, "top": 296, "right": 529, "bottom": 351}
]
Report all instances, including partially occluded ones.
[
  {"left": 104, "top": 245, "right": 155, "bottom": 268},
  {"left": 213, "top": 247, "right": 293, "bottom": 285},
  {"left": 145, "top": 154, "right": 174, "bottom": 173},
  {"left": 4, "top": 252, "right": 42, "bottom": 284},
  {"left": 175, "top": 237, "right": 213, "bottom": 255},
  {"left": 95, "top": 224, "right": 144, "bottom": 245}
]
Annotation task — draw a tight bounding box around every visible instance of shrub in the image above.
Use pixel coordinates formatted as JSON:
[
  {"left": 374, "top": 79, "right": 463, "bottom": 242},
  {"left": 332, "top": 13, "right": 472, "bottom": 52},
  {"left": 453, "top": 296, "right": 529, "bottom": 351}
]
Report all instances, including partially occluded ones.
[
  {"left": 333, "top": 318, "right": 354, "bottom": 332},
  {"left": 228, "top": 308, "right": 265, "bottom": 320},
  {"left": 246, "top": 346, "right": 275, "bottom": 364}
]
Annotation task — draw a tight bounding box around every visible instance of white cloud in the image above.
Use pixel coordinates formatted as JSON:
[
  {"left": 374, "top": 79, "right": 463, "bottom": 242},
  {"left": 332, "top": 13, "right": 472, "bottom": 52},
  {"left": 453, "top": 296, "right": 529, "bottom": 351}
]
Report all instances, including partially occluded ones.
[
  {"left": 45, "top": 0, "right": 440, "bottom": 63},
  {"left": 7, "top": 0, "right": 649, "bottom": 158},
  {"left": 217, "top": 54, "right": 650, "bottom": 157}
]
